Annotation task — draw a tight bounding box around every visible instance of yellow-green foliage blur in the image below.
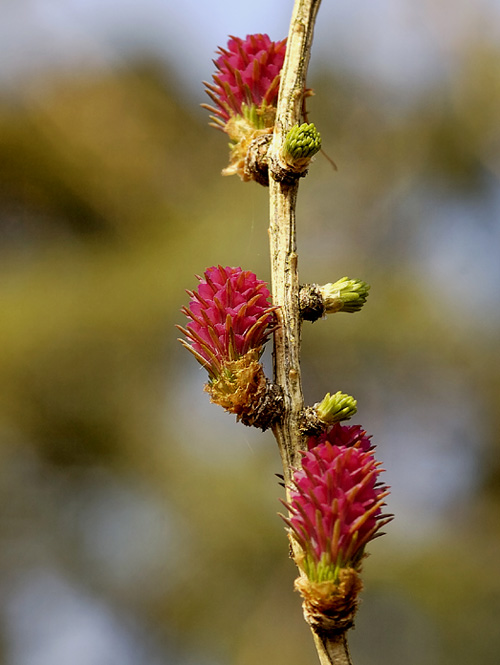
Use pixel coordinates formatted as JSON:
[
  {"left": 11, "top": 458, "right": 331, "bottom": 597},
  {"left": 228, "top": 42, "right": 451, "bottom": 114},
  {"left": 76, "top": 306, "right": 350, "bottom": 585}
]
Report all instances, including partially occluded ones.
[{"left": 1, "top": 14, "right": 499, "bottom": 665}]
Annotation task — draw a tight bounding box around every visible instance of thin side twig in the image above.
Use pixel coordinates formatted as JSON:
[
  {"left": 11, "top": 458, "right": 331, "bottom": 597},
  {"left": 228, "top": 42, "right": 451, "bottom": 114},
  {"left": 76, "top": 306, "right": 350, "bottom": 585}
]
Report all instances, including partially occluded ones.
[
  {"left": 267, "top": 2, "right": 354, "bottom": 664},
  {"left": 268, "top": 0, "right": 322, "bottom": 479}
]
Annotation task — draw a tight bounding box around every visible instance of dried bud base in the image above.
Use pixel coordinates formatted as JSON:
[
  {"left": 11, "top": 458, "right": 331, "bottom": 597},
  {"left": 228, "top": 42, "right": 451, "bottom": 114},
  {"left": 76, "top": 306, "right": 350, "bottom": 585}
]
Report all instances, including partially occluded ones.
[
  {"left": 205, "top": 350, "right": 283, "bottom": 430},
  {"left": 243, "top": 133, "right": 273, "bottom": 186},
  {"left": 299, "top": 284, "right": 324, "bottom": 322},
  {"left": 299, "top": 405, "right": 327, "bottom": 436},
  {"left": 269, "top": 154, "right": 309, "bottom": 187},
  {"left": 295, "top": 568, "right": 363, "bottom": 637}
]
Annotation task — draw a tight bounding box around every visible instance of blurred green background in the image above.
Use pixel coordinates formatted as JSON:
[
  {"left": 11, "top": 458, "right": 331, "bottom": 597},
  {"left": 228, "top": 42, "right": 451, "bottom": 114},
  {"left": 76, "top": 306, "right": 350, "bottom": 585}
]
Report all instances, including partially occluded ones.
[{"left": 1, "top": 1, "right": 499, "bottom": 664}]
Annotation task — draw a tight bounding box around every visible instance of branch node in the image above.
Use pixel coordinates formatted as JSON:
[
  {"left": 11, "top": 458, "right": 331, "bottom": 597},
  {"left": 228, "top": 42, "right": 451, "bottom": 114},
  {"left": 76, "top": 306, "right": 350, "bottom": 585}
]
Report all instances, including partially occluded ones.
[
  {"left": 299, "top": 283, "right": 325, "bottom": 321},
  {"left": 299, "top": 405, "right": 327, "bottom": 436},
  {"left": 295, "top": 568, "right": 362, "bottom": 638},
  {"left": 243, "top": 133, "right": 273, "bottom": 186},
  {"left": 269, "top": 153, "right": 309, "bottom": 186},
  {"left": 239, "top": 380, "right": 285, "bottom": 431}
]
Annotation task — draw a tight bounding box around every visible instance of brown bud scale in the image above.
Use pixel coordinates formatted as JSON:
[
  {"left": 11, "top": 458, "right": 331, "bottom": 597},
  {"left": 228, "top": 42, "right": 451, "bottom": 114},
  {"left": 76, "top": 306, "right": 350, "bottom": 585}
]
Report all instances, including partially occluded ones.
[
  {"left": 205, "top": 350, "right": 283, "bottom": 431},
  {"left": 299, "top": 284, "right": 325, "bottom": 322},
  {"left": 295, "top": 568, "right": 363, "bottom": 637}
]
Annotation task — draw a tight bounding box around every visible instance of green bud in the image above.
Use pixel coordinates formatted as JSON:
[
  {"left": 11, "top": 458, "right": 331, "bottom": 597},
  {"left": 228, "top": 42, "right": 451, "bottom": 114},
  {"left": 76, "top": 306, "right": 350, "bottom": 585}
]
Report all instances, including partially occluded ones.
[
  {"left": 320, "top": 277, "right": 370, "bottom": 314},
  {"left": 282, "top": 123, "right": 322, "bottom": 168},
  {"left": 316, "top": 391, "right": 358, "bottom": 424}
]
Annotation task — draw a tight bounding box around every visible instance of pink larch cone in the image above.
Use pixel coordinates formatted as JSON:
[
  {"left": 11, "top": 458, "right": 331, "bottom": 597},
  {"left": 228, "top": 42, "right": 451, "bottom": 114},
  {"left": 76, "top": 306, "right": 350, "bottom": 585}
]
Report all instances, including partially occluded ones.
[
  {"left": 202, "top": 34, "right": 287, "bottom": 182},
  {"left": 177, "top": 266, "right": 281, "bottom": 429},
  {"left": 281, "top": 427, "right": 392, "bottom": 633},
  {"left": 203, "top": 34, "right": 286, "bottom": 129}
]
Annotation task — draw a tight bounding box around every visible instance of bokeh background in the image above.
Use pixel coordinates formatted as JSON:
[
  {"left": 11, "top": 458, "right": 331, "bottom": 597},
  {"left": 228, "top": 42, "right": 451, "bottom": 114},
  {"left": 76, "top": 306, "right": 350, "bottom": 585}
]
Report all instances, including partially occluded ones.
[{"left": 1, "top": 1, "right": 500, "bottom": 664}]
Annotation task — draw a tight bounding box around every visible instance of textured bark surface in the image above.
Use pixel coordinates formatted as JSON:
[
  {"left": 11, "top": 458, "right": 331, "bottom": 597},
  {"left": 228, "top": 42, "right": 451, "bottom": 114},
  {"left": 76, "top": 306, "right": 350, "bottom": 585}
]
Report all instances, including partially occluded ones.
[
  {"left": 267, "top": 2, "right": 354, "bottom": 663},
  {"left": 268, "top": 0, "right": 323, "bottom": 480}
]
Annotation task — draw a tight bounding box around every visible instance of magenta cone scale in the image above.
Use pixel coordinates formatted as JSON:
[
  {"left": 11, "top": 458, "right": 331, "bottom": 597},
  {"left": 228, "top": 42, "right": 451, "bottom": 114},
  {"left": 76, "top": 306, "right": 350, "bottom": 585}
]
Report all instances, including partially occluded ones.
[
  {"left": 178, "top": 266, "right": 275, "bottom": 379},
  {"left": 204, "top": 34, "right": 286, "bottom": 127},
  {"left": 307, "top": 422, "right": 373, "bottom": 452},
  {"left": 282, "top": 437, "right": 391, "bottom": 583}
]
